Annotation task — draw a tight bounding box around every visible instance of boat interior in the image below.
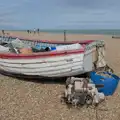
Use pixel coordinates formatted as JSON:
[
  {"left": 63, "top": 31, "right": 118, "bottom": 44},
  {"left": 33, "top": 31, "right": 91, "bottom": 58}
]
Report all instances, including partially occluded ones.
[
  {"left": 0, "top": 35, "right": 105, "bottom": 57},
  {"left": 0, "top": 36, "right": 88, "bottom": 55}
]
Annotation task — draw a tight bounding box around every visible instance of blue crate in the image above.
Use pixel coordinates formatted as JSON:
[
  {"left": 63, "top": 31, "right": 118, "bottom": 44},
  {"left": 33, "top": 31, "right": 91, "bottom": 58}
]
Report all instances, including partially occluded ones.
[{"left": 90, "top": 71, "right": 120, "bottom": 96}]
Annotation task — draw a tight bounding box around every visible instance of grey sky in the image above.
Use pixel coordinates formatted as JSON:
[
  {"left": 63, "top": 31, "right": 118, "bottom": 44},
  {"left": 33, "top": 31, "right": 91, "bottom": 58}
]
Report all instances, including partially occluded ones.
[{"left": 0, "top": 0, "right": 120, "bottom": 29}]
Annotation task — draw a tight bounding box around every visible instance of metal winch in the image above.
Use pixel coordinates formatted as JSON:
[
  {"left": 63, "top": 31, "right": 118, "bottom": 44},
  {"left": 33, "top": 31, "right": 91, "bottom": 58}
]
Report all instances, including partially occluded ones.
[{"left": 61, "top": 77, "right": 105, "bottom": 107}]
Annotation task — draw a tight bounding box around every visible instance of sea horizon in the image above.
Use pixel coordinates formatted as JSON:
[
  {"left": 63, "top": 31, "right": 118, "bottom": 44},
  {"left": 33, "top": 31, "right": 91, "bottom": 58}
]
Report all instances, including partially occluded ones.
[{"left": 1, "top": 29, "right": 120, "bottom": 35}]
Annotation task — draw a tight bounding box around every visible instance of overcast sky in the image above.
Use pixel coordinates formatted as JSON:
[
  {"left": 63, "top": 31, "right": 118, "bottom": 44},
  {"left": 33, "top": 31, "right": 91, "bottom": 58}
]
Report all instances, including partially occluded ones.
[{"left": 0, "top": 0, "right": 120, "bottom": 29}]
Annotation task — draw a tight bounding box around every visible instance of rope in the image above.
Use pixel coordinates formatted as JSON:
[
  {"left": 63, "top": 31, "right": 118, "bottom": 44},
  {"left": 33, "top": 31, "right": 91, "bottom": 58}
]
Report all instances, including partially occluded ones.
[{"left": 96, "top": 46, "right": 106, "bottom": 67}]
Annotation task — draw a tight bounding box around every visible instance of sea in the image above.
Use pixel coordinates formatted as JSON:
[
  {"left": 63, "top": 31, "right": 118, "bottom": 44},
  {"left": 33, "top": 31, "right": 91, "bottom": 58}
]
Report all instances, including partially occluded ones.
[
  {"left": 29, "top": 29, "right": 120, "bottom": 35},
  {"left": 6, "top": 29, "right": 120, "bottom": 35}
]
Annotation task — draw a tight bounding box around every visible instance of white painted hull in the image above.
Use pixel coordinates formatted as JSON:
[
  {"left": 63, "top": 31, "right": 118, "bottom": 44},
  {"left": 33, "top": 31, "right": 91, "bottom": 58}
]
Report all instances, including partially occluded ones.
[{"left": 0, "top": 53, "right": 87, "bottom": 77}]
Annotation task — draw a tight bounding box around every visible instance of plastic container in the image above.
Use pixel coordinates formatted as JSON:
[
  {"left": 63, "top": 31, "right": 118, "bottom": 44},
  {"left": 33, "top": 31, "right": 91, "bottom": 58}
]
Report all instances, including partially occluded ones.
[{"left": 90, "top": 71, "right": 120, "bottom": 96}]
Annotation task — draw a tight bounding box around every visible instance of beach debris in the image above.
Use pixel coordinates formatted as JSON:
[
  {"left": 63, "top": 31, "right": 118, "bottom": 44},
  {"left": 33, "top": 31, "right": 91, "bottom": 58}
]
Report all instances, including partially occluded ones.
[{"left": 61, "top": 77, "right": 105, "bottom": 107}]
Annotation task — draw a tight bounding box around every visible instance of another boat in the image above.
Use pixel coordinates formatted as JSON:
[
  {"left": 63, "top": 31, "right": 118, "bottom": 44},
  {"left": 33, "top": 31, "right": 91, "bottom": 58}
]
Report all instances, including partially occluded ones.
[
  {"left": 0, "top": 35, "right": 106, "bottom": 78},
  {"left": 112, "top": 35, "right": 120, "bottom": 39}
]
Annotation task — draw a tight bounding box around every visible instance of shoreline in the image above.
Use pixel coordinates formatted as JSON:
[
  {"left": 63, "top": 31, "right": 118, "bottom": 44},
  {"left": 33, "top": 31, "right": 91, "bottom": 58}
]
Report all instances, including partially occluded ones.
[
  {"left": 0, "top": 30, "right": 113, "bottom": 41},
  {"left": 0, "top": 29, "right": 120, "bottom": 33}
]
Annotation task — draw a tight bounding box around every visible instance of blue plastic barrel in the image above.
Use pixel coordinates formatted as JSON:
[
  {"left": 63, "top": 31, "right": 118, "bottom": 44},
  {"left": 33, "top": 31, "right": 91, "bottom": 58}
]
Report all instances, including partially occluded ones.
[{"left": 90, "top": 71, "right": 120, "bottom": 96}]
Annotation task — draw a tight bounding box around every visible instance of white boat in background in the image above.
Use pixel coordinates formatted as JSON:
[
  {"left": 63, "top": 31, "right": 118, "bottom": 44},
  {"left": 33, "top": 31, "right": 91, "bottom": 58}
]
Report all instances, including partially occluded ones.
[{"left": 0, "top": 35, "right": 106, "bottom": 78}]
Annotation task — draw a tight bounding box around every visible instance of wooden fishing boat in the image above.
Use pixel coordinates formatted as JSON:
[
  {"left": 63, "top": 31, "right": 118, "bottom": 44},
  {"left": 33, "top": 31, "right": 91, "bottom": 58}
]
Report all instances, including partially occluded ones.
[{"left": 0, "top": 35, "right": 106, "bottom": 78}]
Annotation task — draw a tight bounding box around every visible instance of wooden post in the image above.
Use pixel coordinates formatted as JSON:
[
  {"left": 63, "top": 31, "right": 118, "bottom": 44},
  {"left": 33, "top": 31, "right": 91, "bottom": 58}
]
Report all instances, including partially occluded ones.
[{"left": 64, "top": 30, "right": 66, "bottom": 42}]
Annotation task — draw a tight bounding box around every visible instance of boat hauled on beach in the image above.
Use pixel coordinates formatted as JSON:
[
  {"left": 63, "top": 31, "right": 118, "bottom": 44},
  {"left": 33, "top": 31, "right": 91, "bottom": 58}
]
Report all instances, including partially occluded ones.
[{"left": 0, "top": 35, "right": 110, "bottom": 78}]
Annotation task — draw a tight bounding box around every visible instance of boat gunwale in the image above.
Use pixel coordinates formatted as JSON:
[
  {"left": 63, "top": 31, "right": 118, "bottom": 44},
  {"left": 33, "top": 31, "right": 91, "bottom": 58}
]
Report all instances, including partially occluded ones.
[
  {"left": 0, "top": 49, "right": 84, "bottom": 59},
  {"left": 6, "top": 35, "right": 95, "bottom": 44}
]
